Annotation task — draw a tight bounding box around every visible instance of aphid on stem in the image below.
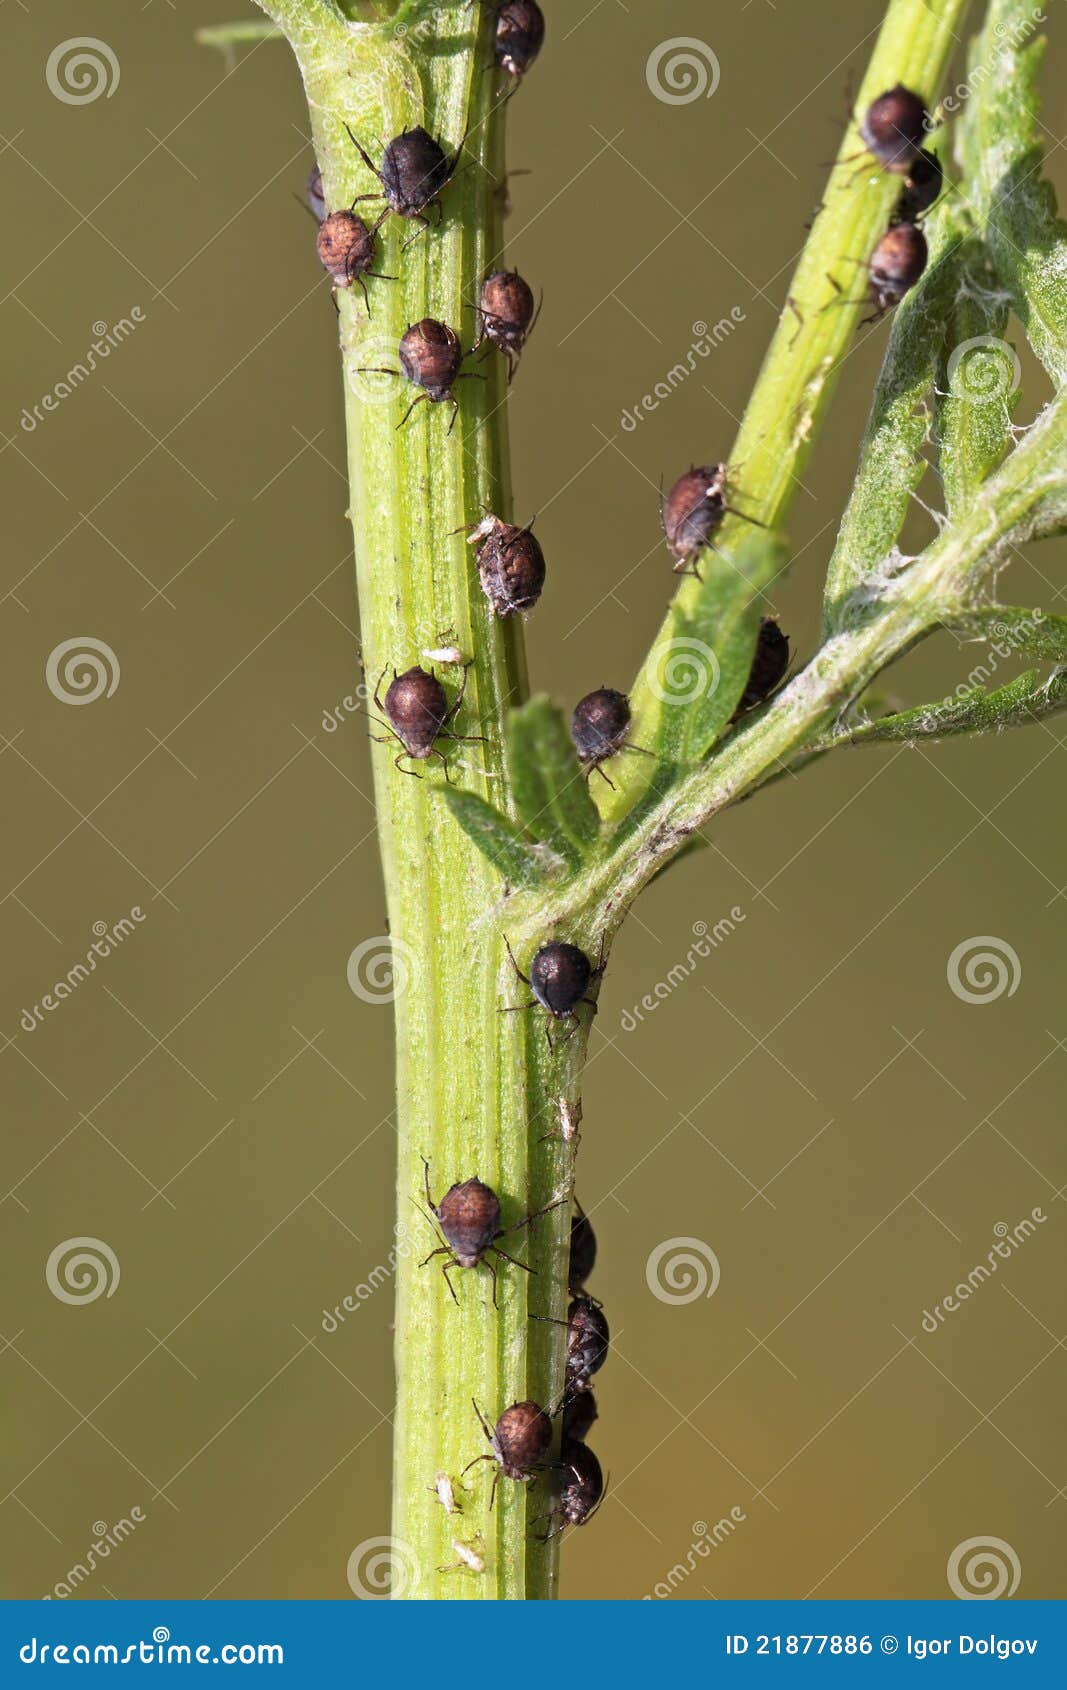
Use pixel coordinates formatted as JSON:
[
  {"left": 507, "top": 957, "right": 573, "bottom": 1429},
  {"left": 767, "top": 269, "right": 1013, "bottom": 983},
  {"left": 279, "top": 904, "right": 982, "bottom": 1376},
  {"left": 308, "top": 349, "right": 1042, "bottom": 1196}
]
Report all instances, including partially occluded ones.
[
  {"left": 315, "top": 208, "right": 395, "bottom": 313},
  {"left": 473, "top": 269, "right": 541, "bottom": 382},
  {"left": 503, "top": 936, "right": 606, "bottom": 1048},
  {"left": 418, "top": 1159, "right": 565, "bottom": 1307},
  {"left": 535, "top": 1439, "right": 606, "bottom": 1539},
  {"left": 344, "top": 123, "right": 467, "bottom": 244},
  {"left": 361, "top": 319, "right": 481, "bottom": 433},
  {"left": 661, "top": 464, "right": 764, "bottom": 578},
  {"left": 569, "top": 1201, "right": 597, "bottom": 1296},
  {"left": 464, "top": 1399, "right": 554, "bottom": 1508},
  {"left": 732, "top": 618, "right": 791, "bottom": 719},
  {"left": 370, "top": 662, "right": 484, "bottom": 780},
  {"left": 467, "top": 513, "right": 546, "bottom": 617}
]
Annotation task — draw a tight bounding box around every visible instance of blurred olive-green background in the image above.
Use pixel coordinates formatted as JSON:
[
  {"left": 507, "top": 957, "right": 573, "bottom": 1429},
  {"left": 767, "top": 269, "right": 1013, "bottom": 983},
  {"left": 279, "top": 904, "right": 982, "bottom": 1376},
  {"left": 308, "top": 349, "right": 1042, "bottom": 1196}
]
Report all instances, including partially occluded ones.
[{"left": 2, "top": 0, "right": 1065, "bottom": 1602}]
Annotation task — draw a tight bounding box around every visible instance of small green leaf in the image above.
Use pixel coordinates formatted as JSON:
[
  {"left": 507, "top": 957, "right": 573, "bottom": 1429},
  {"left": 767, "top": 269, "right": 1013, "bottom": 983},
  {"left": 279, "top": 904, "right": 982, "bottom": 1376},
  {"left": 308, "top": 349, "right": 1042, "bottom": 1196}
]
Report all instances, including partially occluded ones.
[
  {"left": 439, "top": 788, "right": 545, "bottom": 887},
  {"left": 507, "top": 696, "right": 599, "bottom": 871},
  {"left": 823, "top": 208, "right": 963, "bottom": 628},
  {"left": 944, "top": 606, "right": 1067, "bottom": 661},
  {"left": 934, "top": 234, "right": 1017, "bottom": 517},
  {"left": 653, "top": 529, "right": 791, "bottom": 763},
  {"left": 847, "top": 666, "right": 1067, "bottom": 744},
  {"left": 960, "top": 7, "right": 1067, "bottom": 385}
]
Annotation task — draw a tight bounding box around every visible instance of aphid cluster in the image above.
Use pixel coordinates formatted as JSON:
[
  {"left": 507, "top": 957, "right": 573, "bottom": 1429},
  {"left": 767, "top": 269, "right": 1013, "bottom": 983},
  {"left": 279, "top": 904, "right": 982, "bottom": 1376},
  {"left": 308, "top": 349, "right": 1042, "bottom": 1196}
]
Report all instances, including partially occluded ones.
[{"left": 856, "top": 85, "right": 937, "bottom": 324}]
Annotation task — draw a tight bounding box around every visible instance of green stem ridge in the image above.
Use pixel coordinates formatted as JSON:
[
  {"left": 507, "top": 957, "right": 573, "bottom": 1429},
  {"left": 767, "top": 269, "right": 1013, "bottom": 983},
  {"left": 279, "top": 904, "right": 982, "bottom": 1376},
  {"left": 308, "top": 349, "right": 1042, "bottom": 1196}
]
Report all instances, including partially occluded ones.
[{"left": 246, "top": 0, "right": 1067, "bottom": 1601}]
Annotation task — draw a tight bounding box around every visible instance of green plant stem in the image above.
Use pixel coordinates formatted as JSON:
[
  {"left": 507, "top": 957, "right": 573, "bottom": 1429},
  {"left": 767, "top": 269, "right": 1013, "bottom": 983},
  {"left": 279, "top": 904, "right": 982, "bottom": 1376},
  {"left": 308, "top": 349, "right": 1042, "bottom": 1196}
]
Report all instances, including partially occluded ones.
[
  {"left": 600, "top": 0, "right": 974, "bottom": 825},
  {"left": 256, "top": 0, "right": 574, "bottom": 1598}
]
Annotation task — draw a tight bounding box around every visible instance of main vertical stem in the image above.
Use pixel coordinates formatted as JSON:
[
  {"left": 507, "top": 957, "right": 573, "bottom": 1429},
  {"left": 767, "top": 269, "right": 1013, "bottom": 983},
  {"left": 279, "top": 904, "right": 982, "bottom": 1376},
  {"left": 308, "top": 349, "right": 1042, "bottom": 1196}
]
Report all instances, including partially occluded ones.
[{"left": 291, "top": 4, "right": 570, "bottom": 1598}]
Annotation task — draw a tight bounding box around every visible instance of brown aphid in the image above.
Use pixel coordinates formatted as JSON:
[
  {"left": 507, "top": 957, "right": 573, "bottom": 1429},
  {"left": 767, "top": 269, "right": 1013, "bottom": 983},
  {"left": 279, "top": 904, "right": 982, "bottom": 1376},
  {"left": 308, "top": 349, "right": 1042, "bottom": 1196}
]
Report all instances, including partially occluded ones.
[
  {"left": 569, "top": 1201, "right": 597, "bottom": 1295},
  {"left": 562, "top": 1387, "right": 599, "bottom": 1445},
  {"left": 475, "top": 269, "right": 540, "bottom": 381},
  {"left": 371, "top": 662, "right": 480, "bottom": 779},
  {"left": 570, "top": 687, "right": 649, "bottom": 788},
  {"left": 419, "top": 1159, "right": 564, "bottom": 1306},
  {"left": 734, "top": 618, "right": 791, "bottom": 717},
  {"left": 346, "top": 123, "right": 464, "bottom": 239},
  {"left": 306, "top": 164, "right": 326, "bottom": 222},
  {"left": 468, "top": 514, "right": 546, "bottom": 618},
  {"left": 493, "top": 0, "right": 545, "bottom": 79},
  {"left": 860, "top": 84, "right": 928, "bottom": 173},
  {"left": 398, "top": 318, "right": 468, "bottom": 431},
  {"left": 894, "top": 148, "right": 943, "bottom": 224},
  {"left": 316, "top": 209, "right": 391, "bottom": 312},
  {"left": 866, "top": 220, "right": 927, "bottom": 321},
  {"left": 661, "top": 464, "right": 761, "bottom": 577},
  {"left": 465, "top": 1399, "right": 554, "bottom": 1506}
]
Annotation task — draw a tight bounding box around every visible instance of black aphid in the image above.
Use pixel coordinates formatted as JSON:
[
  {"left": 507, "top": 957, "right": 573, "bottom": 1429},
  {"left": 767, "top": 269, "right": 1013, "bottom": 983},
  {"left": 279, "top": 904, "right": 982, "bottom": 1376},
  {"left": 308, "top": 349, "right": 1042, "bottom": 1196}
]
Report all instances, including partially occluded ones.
[
  {"left": 866, "top": 221, "right": 928, "bottom": 321},
  {"left": 465, "top": 1399, "right": 553, "bottom": 1506},
  {"left": 894, "top": 148, "right": 943, "bottom": 224},
  {"left": 371, "top": 662, "right": 481, "bottom": 779},
  {"left": 534, "top": 1295, "right": 610, "bottom": 1395},
  {"left": 860, "top": 85, "right": 928, "bottom": 173},
  {"left": 569, "top": 1201, "right": 597, "bottom": 1295},
  {"left": 346, "top": 124, "right": 465, "bottom": 238},
  {"left": 734, "top": 618, "right": 790, "bottom": 717},
  {"left": 493, "top": 1, "right": 545, "bottom": 79},
  {"left": 467, "top": 514, "right": 546, "bottom": 617},
  {"left": 505, "top": 938, "right": 605, "bottom": 1046},
  {"left": 661, "top": 465, "right": 762, "bottom": 577},
  {"left": 541, "top": 1440, "right": 605, "bottom": 1537},
  {"left": 316, "top": 209, "right": 393, "bottom": 311},
  {"left": 562, "top": 1388, "right": 599, "bottom": 1445},
  {"left": 419, "top": 1159, "right": 564, "bottom": 1307},
  {"left": 564, "top": 1296, "right": 610, "bottom": 1394},
  {"left": 570, "top": 687, "right": 649, "bottom": 787},
  {"left": 475, "top": 269, "right": 540, "bottom": 381}
]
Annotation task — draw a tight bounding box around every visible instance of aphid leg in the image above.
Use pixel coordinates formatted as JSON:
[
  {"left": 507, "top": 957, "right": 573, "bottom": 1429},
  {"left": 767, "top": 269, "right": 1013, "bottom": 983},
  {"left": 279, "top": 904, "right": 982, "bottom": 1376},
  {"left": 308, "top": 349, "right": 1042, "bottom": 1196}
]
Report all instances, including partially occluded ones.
[
  {"left": 440, "top": 1260, "right": 460, "bottom": 1305},
  {"left": 490, "top": 1244, "right": 535, "bottom": 1275},
  {"left": 344, "top": 125, "right": 385, "bottom": 184},
  {"left": 394, "top": 752, "right": 424, "bottom": 778},
  {"left": 419, "top": 1243, "right": 450, "bottom": 1269},
  {"left": 422, "top": 1156, "right": 438, "bottom": 1213},
  {"left": 503, "top": 933, "right": 532, "bottom": 987},
  {"left": 498, "top": 1194, "right": 567, "bottom": 1240},
  {"left": 446, "top": 394, "right": 460, "bottom": 435}
]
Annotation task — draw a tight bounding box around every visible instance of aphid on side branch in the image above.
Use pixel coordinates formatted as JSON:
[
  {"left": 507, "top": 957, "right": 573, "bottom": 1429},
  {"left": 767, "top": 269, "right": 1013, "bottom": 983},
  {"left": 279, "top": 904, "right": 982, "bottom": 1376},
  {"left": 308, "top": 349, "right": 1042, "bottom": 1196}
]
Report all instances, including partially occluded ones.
[
  {"left": 732, "top": 618, "right": 791, "bottom": 718},
  {"left": 661, "top": 465, "right": 763, "bottom": 577},
  {"left": 492, "top": 1, "right": 545, "bottom": 81},
  {"left": 859, "top": 84, "right": 928, "bottom": 174},
  {"left": 865, "top": 220, "right": 928, "bottom": 322},
  {"left": 893, "top": 148, "right": 943, "bottom": 224},
  {"left": 570, "top": 687, "right": 650, "bottom": 788}
]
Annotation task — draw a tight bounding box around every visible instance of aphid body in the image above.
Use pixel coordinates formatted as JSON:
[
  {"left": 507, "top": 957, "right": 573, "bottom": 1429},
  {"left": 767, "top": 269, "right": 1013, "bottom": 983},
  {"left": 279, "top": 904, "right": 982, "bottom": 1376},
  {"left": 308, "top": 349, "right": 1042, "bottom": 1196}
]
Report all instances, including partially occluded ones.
[
  {"left": 306, "top": 164, "right": 326, "bottom": 221},
  {"left": 465, "top": 1399, "right": 553, "bottom": 1505},
  {"left": 661, "top": 464, "right": 764, "bottom": 574},
  {"left": 372, "top": 662, "right": 477, "bottom": 778},
  {"left": 562, "top": 1388, "right": 599, "bottom": 1445},
  {"left": 564, "top": 1296, "right": 610, "bottom": 1395},
  {"left": 420, "top": 1159, "right": 563, "bottom": 1304},
  {"left": 735, "top": 618, "right": 790, "bottom": 716},
  {"left": 867, "top": 221, "right": 928, "bottom": 319},
  {"left": 556, "top": 1439, "right": 605, "bottom": 1530},
  {"left": 347, "top": 125, "right": 462, "bottom": 233},
  {"left": 571, "top": 687, "right": 632, "bottom": 782},
  {"left": 493, "top": 1, "right": 545, "bottom": 78},
  {"left": 477, "top": 269, "right": 539, "bottom": 380},
  {"left": 468, "top": 514, "right": 546, "bottom": 617},
  {"left": 860, "top": 84, "right": 928, "bottom": 173},
  {"left": 894, "top": 148, "right": 943, "bottom": 224},
  {"left": 398, "top": 318, "right": 466, "bottom": 428},
  {"left": 316, "top": 209, "right": 385, "bottom": 309},
  {"left": 569, "top": 1202, "right": 597, "bottom": 1295}
]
